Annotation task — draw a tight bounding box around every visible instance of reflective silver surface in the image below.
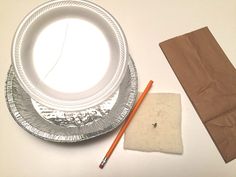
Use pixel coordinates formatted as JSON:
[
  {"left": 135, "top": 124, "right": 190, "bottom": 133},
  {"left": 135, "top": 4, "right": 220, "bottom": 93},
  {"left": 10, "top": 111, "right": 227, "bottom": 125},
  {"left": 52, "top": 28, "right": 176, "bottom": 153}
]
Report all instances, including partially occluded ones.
[
  {"left": 12, "top": 0, "right": 128, "bottom": 111},
  {"left": 5, "top": 57, "right": 138, "bottom": 142}
]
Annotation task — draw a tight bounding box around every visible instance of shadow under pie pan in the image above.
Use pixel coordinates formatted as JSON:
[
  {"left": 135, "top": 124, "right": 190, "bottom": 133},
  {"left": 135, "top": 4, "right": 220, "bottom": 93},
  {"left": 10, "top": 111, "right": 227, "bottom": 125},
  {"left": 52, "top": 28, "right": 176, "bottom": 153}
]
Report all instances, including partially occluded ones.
[{"left": 5, "top": 57, "right": 138, "bottom": 143}]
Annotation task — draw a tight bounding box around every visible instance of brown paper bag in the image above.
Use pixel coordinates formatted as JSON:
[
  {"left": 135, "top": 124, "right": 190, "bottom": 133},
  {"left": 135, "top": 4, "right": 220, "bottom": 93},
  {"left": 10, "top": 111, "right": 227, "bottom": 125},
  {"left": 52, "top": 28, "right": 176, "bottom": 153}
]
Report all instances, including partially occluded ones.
[{"left": 159, "top": 27, "right": 236, "bottom": 163}]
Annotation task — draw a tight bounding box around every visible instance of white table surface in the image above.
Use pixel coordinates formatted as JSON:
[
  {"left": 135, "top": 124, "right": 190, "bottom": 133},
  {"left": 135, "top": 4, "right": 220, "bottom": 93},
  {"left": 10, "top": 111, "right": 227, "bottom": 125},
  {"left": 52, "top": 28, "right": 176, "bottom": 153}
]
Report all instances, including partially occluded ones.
[{"left": 1, "top": 0, "right": 236, "bottom": 177}]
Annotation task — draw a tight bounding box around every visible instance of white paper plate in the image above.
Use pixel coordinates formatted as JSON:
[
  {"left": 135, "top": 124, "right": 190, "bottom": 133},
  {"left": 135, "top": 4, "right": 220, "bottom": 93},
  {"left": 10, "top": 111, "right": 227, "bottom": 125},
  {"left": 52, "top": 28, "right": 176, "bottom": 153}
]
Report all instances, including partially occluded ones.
[{"left": 12, "top": 0, "right": 128, "bottom": 111}]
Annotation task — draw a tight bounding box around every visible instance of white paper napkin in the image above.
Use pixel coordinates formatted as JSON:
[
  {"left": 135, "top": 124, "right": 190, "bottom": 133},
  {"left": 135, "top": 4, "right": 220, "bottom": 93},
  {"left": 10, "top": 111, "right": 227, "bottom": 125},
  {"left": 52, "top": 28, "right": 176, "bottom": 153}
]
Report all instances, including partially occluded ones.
[{"left": 124, "top": 93, "right": 183, "bottom": 154}]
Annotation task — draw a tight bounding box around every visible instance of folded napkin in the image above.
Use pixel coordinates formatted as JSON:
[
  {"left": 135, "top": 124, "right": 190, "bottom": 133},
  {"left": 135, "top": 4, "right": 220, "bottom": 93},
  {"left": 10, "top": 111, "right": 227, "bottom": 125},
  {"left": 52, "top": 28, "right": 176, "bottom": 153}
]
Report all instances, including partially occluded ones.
[
  {"left": 159, "top": 27, "right": 236, "bottom": 162},
  {"left": 124, "top": 93, "right": 183, "bottom": 154}
]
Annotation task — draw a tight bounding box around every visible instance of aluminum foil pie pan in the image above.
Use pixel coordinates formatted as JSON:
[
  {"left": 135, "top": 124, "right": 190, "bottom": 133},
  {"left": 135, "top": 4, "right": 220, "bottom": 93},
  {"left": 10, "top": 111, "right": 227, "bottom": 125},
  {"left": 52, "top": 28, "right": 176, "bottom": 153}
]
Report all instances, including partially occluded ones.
[{"left": 5, "top": 57, "right": 138, "bottom": 142}]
